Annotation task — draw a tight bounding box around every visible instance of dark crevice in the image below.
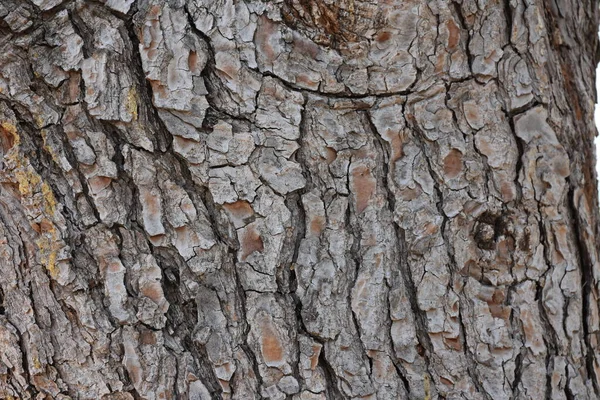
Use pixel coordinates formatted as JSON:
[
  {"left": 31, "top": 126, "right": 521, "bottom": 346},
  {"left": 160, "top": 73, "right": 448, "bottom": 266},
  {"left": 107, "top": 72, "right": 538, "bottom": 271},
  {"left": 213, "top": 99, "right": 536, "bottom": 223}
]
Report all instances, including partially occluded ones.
[
  {"left": 246, "top": 63, "right": 418, "bottom": 101},
  {"left": 317, "top": 345, "right": 345, "bottom": 400},
  {"left": 364, "top": 109, "right": 418, "bottom": 397},
  {"left": 567, "top": 182, "right": 600, "bottom": 395},
  {"left": 504, "top": 109, "right": 525, "bottom": 204},
  {"left": 285, "top": 95, "right": 309, "bottom": 386},
  {"left": 511, "top": 349, "right": 524, "bottom": 397},
  {"left": 564, "top": 364, "right": 576, "bottom": 400},
  {"left": 344, "top": 176, "right": 373, "bottom": 387},
  {"left": 545, "top": 350, "right": 553, "bottom": 399},
  {"left": 451, "top": 1, "right": 474, "bottom": 75},
  {"left": 407, "top": 104, "right": 493, "bottom": 400},
  {"left": 158, "top": 254, "right": 223, "bottom": 397},
  {"left": 503, "top": 0, "right": 514, "bottom": 45}
]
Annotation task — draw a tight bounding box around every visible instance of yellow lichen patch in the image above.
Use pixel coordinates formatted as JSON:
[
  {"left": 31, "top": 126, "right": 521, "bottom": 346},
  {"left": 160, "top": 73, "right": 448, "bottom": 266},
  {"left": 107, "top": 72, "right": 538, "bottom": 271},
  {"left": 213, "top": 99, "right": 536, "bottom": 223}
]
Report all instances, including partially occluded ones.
[
  {"left": 41, "top": 129, "right": 60, "bottom": 166},
  {"left": 0, "top": 121, "right": 20, "bottom": 153},
  {"left": 1, "top": 121, "right": 19, "bottom": 142},
  {"left": 34, "top": 186, "right": 62, "bottom": 277},
  {"left": 41, "top": 182, "right": 57, "bottom": 215},
  {"left": 35, "top": 216, "right": 61, "bottom": 278},
  {"left": 34, "top": 115, "right": 45, "bottom": 129},
  {"left": 14, "top": 164, "right": 42, "bottom": 197},
  {"left": 126, "top": 87, "right": 139, "bottom": 121},
  {"left": 1, "top": 122, "right": 65, "bottom": 278},
  {"left": 36, "top": 233, "right": 60, "bottom": 278}
]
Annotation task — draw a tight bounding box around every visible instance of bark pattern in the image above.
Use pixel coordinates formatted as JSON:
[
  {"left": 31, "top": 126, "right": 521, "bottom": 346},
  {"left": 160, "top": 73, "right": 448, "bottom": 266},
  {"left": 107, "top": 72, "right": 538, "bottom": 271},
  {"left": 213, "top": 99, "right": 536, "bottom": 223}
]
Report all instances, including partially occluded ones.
[{"left": 0, "top": 0, "right": 599, "bottom": 399}]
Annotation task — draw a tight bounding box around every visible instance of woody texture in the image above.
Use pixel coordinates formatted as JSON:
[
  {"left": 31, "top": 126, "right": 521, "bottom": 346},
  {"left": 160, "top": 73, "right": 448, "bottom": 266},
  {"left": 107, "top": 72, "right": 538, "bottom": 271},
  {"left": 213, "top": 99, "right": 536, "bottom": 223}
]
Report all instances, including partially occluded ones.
[{"left": 0, "top": 0, "right": 600, "bottom": 399}]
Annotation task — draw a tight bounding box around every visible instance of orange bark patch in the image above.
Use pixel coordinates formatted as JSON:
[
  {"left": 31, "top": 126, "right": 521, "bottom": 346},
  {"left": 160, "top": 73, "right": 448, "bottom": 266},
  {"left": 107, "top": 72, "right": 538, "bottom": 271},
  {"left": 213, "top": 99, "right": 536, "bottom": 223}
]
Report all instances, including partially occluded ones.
[
  {"left": 219, "top": 379, "right": 231, "bottom": 393},
  {"left": 140, "top": 283, "right": 163, "bottom": 305},
  {"left": 143, "top": 190, "right": 161, "bottom": 216},
  {"left": 260, "top": 324, "right": 284, "bottom": 365},
  {"left": 295, "top": 73, "right": 320, "bottom": 90},
  {"left": 217, "top": 62, "right": 239, "bottom": 80},
  {"left": 224, "top": 200, "right": 254, "bottom": 228},
  {"left": 440, "top": 376, "right": 454, "bottom": 386},
  {"left": 423, "top": 221, "right": 439, "bottom": 236},
  {"left": 553, "top": 156, "right": 570, "bottom": 178},
  {"left": 497, "top": 237, "right": 514, "bottom": 261},
  {"left": 376, "top": 30, "right": 392, "bottom": 43},
  {"left": 351, "top": 164, "right": 376, "bottom": 214},
  {"left": 500, "top": 181, "right": 516, "bottom": 202},
  {"left": 148, "top": 234, "right": 166, "bottom": 247},
  {"left": 447, "top": 19, "right": 460, "bottom": 49},
  {"left": 149, "top": 4, "right": 161, "bottom": 18},
  {"left": 399, "top": 187, "right": 421, "bottom": 201},
  {"left": 188, "top": 51, "right": 200, "bottom": 73},
  {"left": 32, "top": 375, "right": 60, "bottom": 395},
  {"left": 65, "top": 73, "right": 81, "bottom": 103},
  {"left": 309, "top": 344, "right": 322, "bottom": 370},
  {"left": 489, "top": 304, "right": 510, "bottom": 320},
  {"left": 140, "top": 329, "right": 157, "bottom": 345},
  {"left": 240, "top": 224, "right": 264, "bottom": 261},
  {"left": 224, "top": 200, "right": 253, "bottom": 217},
  {"left": 39, "top": 219, "right": 54, "bottom": 233},
  {"left": 491, "top": 288, "right": 505, "bottom": 304},
  {"left": 0, "top": 122, "right": 16, "bottom": 153},
  {"left": 443, "top": 149, "right": 463, "bottom": 178},
  {"left": 256, "top": 16, "right": 277, "bottom": 63},
  {"left": 560, "top": 63, "right": 583, "bottom": 121},
  {"left": 464, "top": 103, "right": 481, "bottom": 128},
  {"left": 521, "top": 309, "right": 544, "bottom": 355},
  {"left": 292, "top": 35, "right": 321, "bottom": 60},
  {"left": 150, "top": 80, "right": 168, "bottom": 101},
  {"left": 324, "top": 147, "right": 337, "bottom": 164},
  {"left": 310, "top": 216, "right": 325, "bottom": 236},
  {"left": 434, "top": 52, "right": 446, "bottom": 74},
  {"left": 450, "top": 299, "right": 460, "bottom": 314},
  {"left": 370, "top": 354, "right": 392, "bottom": 379},
  {"left": 173, "top": 135, "right": 199, "bottom": 153},
  {"left": 107, "top": 261, "right": 122, "bottom": 273},
  {"left": 443, "top": 336, "right": 462, "bottom": 351},
  {"left": 388, "top": 133, "right": 404, "bottom": 162}
]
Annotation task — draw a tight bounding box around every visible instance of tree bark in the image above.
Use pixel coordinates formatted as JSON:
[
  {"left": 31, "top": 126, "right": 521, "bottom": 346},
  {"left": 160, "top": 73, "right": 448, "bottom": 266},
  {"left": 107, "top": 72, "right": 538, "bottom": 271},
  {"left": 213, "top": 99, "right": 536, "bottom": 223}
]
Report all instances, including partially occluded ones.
[{"left": 0, "top": 0, "right": 599, "bottom": 399}]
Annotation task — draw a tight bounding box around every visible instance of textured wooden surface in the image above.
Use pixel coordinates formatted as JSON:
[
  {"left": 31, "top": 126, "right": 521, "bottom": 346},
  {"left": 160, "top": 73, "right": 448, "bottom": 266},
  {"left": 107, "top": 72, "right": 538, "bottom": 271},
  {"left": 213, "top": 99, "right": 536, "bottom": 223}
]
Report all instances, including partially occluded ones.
[{"left": 0, "top": 0, "right": 600, "bottom": 399}]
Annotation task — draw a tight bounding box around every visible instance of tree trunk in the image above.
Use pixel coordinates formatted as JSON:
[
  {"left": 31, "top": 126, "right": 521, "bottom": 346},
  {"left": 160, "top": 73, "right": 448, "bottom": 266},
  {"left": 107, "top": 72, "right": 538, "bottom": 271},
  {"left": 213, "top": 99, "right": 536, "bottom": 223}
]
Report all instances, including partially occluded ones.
[{"left": 1, "top": 0, "right": 599, "bottom": 399}]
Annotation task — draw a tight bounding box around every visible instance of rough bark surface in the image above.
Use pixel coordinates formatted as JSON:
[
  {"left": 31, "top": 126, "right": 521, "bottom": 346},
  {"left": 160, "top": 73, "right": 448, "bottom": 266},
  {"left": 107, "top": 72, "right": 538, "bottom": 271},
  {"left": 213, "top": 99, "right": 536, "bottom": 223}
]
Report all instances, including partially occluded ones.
[{"left": 0, "top": 0, "right": 600, "bottom": 399}]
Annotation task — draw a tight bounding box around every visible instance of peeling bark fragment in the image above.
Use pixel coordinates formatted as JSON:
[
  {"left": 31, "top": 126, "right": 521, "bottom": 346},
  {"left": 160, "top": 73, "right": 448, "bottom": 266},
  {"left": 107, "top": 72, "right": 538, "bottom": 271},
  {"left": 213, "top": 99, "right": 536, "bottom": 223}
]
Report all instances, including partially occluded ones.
[
  {"left": 124, "top": 146, "right": 166, "bottom": 236},
  {"left": 121, "top": 325, "right": 178, "bottom": 400},
  {"left": 498, "top": 49, "right": 535, "bottom": 111},
  {"left": 30, "top": 10, "right": 83, "bottom": 88},
  {"left": 102, "top": 0, "right": 135, "bottom": 14},
  {"left": 136, "top": 0, "right": 210, "bottom": 145},
  {"left": 258, "top": 0, "right": 420, "bottom": 94},
  {"left": 82, "top": 52, "right": 135, "bottom": 122},
  {"left": 0, "top": 45, "right": 60, "bottom": 127},
  {"left": 4, "top": 5, "right": 34, "bottom": 33},
  {"left": 31, "top": 0, "right": 63, "bottom": 11}
]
